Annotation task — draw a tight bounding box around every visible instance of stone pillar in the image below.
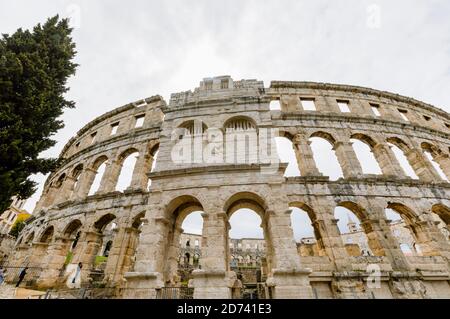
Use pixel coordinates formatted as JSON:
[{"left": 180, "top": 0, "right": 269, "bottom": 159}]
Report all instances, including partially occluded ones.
[
  {"left": 432, "top": 153, "right": 450, "bottom": 181},
  {"left": 55, "top": 176, "right": 77, "bottom": 204},
  {"left": 292, "top": 134, "right": 322, "bottom": 176},
  {"left": 366, "top": 202, "right": 414, "bottom": 271},
  {"left": 129, "top": 151, "right": 152, "bottom": 191},
  {"left": 372, "top": 143, "right": 407, "bottom": 178},
  {"left": 36, "top": 237, "right": 71, "bottom": 288},
  {"left": 26, "top": 242, "right": 50, "bottom": 283},
  {"left": 73, "top": 168, "right": 97, "bottom": 199},
  {"left": 97, "top": 160, "right": 122, "bottom": 194},
  {"left": 165, "top": 225, "right": 183, "bottom": 284},
  {"left": 122, "top": 212, "right": 169, "bottom": 299},
  {"left": 413, "top": 219, "right": 450, "bottom": 259},
  {"left": 71, "top": 230, "right": 103, "bottom": 284},
  {"left": 41, "top": 185, "right": 59, "bottom": 208},
  {"left": 264, "top": 210, "right": 313, "bottom": 299},
  {"left": 104, "top": 227, "right": 141, "bottom": 285},
  {"left": 190, "top": 212, "right": 231, "bottom": 299},
  {"left": 405, "top": 148, "right": 441, "bottom": 182},
  {"left": 333, "top": 141, "right": 364, "bottom": 178},
  {"left": 312, "top": 206, "right": 351, "bottom": 271},
  {"left": 280, "top": 95, "right": 301, "bottom": 112}
]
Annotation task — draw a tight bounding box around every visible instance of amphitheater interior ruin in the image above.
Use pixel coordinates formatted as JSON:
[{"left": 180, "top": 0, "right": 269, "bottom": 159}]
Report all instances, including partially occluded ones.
[{"left": 5, "top": 76, "right": 450, "bottom": 299}]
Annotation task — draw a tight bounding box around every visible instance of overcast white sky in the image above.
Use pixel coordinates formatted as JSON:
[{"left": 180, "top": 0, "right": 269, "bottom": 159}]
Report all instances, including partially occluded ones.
[{"left": 1, "top": 0, "right": 449, "bottom": 238}]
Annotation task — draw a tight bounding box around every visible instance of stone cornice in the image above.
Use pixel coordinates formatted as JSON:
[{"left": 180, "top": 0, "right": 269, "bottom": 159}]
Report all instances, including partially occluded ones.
[
  {"left": 271, "top": 112, "right": 450, "bottom": 140},
  {"left": 269, "top": 81, "right": 450, "bottom": 120},
  {"left": 148, "top": 163, "right": 289, "bottom": 179},
  {"left": 59, "top": 95, "right": 165, "bottom": 157}
]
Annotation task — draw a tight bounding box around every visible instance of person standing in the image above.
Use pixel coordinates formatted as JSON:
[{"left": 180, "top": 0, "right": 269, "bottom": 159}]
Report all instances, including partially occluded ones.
[
  {"left": 15, "top": 267, "right": 28, "bottom": 288},
  {"left": 0, "top": 268, "right": 5, "bottom": 285},
  {"left": 72, "top": 262, "right": 82, "bottom": 284}
]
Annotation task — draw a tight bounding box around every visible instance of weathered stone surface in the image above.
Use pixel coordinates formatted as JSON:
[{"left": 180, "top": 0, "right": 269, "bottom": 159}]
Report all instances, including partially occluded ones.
[{"left": 6, "top": 76, "right": 450, "bottom": 299}]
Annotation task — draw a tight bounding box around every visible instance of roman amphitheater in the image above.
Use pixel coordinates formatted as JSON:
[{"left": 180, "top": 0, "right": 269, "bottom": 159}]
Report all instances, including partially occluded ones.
[{"left": 3, "top": 76, "right": 450, "bottom": 299}]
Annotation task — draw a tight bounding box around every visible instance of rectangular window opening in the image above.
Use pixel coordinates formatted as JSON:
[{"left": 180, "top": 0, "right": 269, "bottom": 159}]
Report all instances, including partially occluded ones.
[
  {"left": 135, "top": 115, "right": 145, "bottom": 128},
  {"left": 205, "top": 81, "right": 213, "bottom": 90},
  {"left": 370, "top": 103, "right": 381, "bottom": 116},
  {"left": 90, "top": 132, "right": 97, "bottom": 144},
  {"left": 110, "top": 122, "right": 119, "bottom": 135},
  {"left": 337, "top": 100, "right": 351, "bottom": 113},
  {"left": 301, "top": 98, "right": 316, "bottom": 111},
  {"left": 398, "top": 109, "right": 409, "bottom": 122},
  {"left": 220, "top": 79, "right": 229, "bottom": 89}
]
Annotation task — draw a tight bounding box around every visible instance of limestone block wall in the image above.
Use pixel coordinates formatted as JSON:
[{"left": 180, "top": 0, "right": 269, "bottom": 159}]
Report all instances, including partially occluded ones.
[{"left": 9, "top": 76, "right": 450, "bottom": 299}]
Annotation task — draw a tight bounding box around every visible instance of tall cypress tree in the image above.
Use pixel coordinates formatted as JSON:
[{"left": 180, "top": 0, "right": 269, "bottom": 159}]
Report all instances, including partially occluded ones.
[{"left": 0, "top": 15, "right": 77, "bottom": 212}]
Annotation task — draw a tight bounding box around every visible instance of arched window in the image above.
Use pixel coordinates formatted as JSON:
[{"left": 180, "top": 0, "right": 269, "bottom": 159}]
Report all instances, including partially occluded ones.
[
  {"left": 309, "top": 134, "right": 343, "bottom": 181},
  {"left": 147, "top": 144, "right": 159, "bottom": 189},
  {"left": 290, "top": 205, "right": 322, "bottom": 257},
  {"left": 116, "top": 150, "right": 140, "bottom": 191},
  {"left": 422, "top": 143, "right": 449, "bottom": 182},
  {"left": 224, "top": 117, "right": 258, "bottom": 165},
  {"left": 387, "top": 141, "right": 419, "bottom": 179},
  {"left": 275, "top": 137, "right": 301, "bottom": 177},
  {"left": 350, "top": 138, "right": 382, "bottom": 175},
  {"left": 88, "top": 157, "right": 108, "bottom": 195},
  {"left": 72, "top": 165, "right": 83, "bottom": 190},
  {"left": 385, "top": 208, "right": 418, "bottom": 255},
  {"left": 334, "top": 205, "right": 371, "bottom": 256}
]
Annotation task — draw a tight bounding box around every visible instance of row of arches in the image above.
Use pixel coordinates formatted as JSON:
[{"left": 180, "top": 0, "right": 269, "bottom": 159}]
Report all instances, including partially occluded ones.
[
  {"left": 40, "top": 143, "right": 159, "bottom": 208},
  {"left": 149, "top": 192, "right": 450, "bottom": 286},
  {"left": 276, "top": 131, "right": 449, "bottom": 182},
  {"left": 12, "top": 191, "right": 450, "bottom": 291}
]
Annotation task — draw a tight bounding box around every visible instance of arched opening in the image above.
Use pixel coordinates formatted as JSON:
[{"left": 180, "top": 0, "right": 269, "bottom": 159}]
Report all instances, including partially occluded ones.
[
  {"left": 179, "top": 211, "right": 203, "bottom": 272},
  {"left": 163, "top": 195, "right": 204, "bottom": 286},
  {"left": 334, "top": 204, "right": 372, "bottom": 257},
  {"left": 350, "top": 135, "right": 382, "bottom": 175},
  {"left": 224, "top": 117, "right": 258, "bottom": 165},
  {"left": 386, "top": 203, "right": 439, "bottom": 256},
  {"left": 54, "top": 174, "right": 66, "bottom": 189},
  {"left": 385, "top": 207, "right": 419, "bottom": 256},
  {"left": 386, "top": 138, "right": 419, "bottom": 179},
  {"left": 122, "top": 212, "right": 146, "bottom": 276},
  {"left": 275, "top": 136, "right": 301, "bottom": 177},
  {"left": 61, "top": 219, "right": 83, "bottom": 266},
  {"left": 39, "top": 226, "right": 54, "bottom": 244},
  {"left": 24, "top": 232, "right": 34, "bottom": 245},
  {"left": 115, "top": 149, "right": 140, "bottom": 191},
  {"left": 70, "top": 165, "right": 83, "bottom": 198},
  {"left": 225, "top": 192, "right": 269, "bottom": 299},
  {"left": 147, "top": 143, "right": 159, "bottom": 189},
  {"left": 92, "top": 214, "right": 117, "bottom": 270},
  {"left": 309, "top": 133, "right": 343, "bottom": 181},
  {"left": 289, "top": 204, "right": 324, "bottom": 257},
  {"left": 269, "top": 100, "right": 281, "bottom": 111},
  {"left": 172, "top": 121, "right": 208, "bottom": 165},
  {"left": 88, "top": 156, "right": 108, "bottom": 195},
  {"left": 421, "top": 143, "right": 449, "bottom": 182}
]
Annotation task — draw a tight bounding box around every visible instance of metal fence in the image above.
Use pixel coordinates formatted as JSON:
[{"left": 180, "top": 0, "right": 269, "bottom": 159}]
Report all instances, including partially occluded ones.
[
  {"left": 156, "top": 287, "right": 194, "bottom": 299},
  {"left": 0, "top": 265, "right": 43, "bottom": 288}
]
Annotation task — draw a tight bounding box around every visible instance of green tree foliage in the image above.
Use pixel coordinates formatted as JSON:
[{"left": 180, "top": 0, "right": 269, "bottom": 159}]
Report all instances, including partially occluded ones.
[
  {"left": 9, "top": 219, "right": 26, "bottom": 238},
  {"left": 0, "top": 16, "right": 77, "bottom": 212}
]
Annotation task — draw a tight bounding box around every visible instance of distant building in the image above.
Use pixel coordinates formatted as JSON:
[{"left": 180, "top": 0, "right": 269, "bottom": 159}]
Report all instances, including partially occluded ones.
[{"left": 0, "top": 196, "right": 30, "bottom": 235}]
